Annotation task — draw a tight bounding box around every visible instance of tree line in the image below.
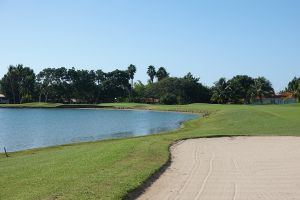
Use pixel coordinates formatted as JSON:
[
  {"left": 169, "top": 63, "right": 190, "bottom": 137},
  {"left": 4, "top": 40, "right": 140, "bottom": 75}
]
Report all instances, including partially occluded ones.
[
  {"left": 211, "top": 76, "right": 275, "bottom": 104},
  {"left": 0, "top": 64, "right": 188, "bottom": 104},
  {"left": 0, "top": 64, "right": 299, "bottom": 104}
]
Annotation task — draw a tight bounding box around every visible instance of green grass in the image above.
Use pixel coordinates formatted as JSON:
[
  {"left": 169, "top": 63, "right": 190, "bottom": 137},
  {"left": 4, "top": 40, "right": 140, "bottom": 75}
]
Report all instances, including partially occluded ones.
[
  {"left": 1, "top": 103, "right": 300, "bottom": 199},
  {"left": 0, "top": 102, "right": 63, "bottom": 108}
]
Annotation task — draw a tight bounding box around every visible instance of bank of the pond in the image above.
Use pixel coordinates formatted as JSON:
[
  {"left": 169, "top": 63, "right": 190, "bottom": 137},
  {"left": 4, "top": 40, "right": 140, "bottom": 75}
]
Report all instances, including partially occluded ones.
[{"left": 1, "top": 103, "right": 300, "bottom": 200}]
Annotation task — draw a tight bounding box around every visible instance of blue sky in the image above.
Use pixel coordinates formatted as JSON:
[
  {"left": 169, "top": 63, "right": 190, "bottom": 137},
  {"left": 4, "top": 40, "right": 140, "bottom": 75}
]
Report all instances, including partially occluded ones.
[{"left": 0, "top": 0, "right": 299, "bottom": 91}]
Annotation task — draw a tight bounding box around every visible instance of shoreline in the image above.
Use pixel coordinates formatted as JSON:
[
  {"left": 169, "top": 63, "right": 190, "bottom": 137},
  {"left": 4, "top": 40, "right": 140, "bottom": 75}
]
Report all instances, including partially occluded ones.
[{"left": 0, "top": 103, "right": 206, "bottom": 115}]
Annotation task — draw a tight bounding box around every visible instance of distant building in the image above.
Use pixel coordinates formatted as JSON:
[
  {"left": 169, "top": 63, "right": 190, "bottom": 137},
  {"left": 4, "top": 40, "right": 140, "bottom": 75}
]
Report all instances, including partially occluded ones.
[
  {"left": 253, "top": 92, "right": 297, "bottom": 105},
  {"left": 0, "top": 94, "right": 9, "bottom": 104},
  {"left": 143, "top": 98, "right": 160, "bottom": 104}
]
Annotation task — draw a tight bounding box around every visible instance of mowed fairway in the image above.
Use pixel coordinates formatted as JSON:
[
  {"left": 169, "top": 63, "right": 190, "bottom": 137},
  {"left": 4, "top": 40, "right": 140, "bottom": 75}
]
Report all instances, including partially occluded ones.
[{"left": 1, "top": 103, "right": 300, "bottom": 199}]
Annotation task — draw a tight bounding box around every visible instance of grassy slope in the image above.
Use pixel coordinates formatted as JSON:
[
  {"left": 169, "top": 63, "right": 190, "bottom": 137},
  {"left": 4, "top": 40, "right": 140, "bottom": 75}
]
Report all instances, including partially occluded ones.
[
  {"left": 0, "top": 102, "right": 63, "bottom": 108},
  {"left": 1, "top": 103, "right": 300, "bottom": 199}
]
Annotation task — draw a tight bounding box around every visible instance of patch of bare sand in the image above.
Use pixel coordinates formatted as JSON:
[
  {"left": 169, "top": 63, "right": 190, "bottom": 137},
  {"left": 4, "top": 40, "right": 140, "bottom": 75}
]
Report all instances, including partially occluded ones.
[{"left": 137, "top": 137, "right": 300, "bottom": 200}]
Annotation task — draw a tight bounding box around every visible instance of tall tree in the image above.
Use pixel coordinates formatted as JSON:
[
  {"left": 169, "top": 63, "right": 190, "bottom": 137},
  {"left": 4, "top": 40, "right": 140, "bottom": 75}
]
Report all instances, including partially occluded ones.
[
  {"left": 147, "top": 65, "right": 156, "bottom": 83},
  {"left": 95, "top": 70, "right": 106, "bottom": 85},
  {"left": 227, "top": 75, "right": 254, "bottom": 104},
  {"left": 37, "top": 67, "right": 69, "bottom": 102},
  {"left": 127, "top": 64, "right": 136, "bottom": 88},
  {"left": 94, "top": 69, "right": 106, "bottom": 103},
  {"left": 133, "top": 80, "right": 147, "bottom": 99},
  {"left": 182, "top": 73, "right": 210, "bottom": 103},
  {"left": 37, "top": 68, "right": 55, "bottom": 102},
  {"left": 0, "top": 64, "right": 35, "bottom": 103},
  {"left": 287, "top": 77, "right": 300, "bottom": 102},
  {"left": 127, "top": 64, "right": 136, "bottom": 101},
  {"left": 68, "top": 68, "right": 97, "bottom": 103},
  {"left": 211, "top": 78, "right": 229, "bottom": 104},
  {"left": 156, "top": 67, "right": 169, "bottom": 81},
  {"left": 102, "top": 69, "right": 130, "bottom": 102},
  {"left": 146, "top": 76, "right": 210, "bottom": 104},
  {"left": 251, "top": 77, "right": 274, "bottom": 103},
  {"left": 183, "top": 72, "right": 199, "bottom": 82}
]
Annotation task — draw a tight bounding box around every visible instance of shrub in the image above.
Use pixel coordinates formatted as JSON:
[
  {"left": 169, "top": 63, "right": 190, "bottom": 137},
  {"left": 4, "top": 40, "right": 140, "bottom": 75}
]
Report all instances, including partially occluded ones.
[{"left": 160, "top": 93, "right": 177, "bottom": 105}]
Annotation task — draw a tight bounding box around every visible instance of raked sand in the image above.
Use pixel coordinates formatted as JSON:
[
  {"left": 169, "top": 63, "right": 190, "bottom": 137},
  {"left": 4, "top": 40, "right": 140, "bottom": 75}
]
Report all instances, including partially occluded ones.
[{"left": 137, "top": 137, "right": 300, "bottom": 200}]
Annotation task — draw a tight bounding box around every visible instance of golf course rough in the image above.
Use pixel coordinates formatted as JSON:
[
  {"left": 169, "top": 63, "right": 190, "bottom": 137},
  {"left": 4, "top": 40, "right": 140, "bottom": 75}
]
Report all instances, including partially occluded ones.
[{"left": 0, "top": 103, "right": 300, "bottom": 199}]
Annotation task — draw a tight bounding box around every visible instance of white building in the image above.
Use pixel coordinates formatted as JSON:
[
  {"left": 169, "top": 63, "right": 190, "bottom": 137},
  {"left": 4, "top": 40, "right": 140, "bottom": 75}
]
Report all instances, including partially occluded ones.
[{"left": 253, "top": 92, "right": 297, "bottom": 105}]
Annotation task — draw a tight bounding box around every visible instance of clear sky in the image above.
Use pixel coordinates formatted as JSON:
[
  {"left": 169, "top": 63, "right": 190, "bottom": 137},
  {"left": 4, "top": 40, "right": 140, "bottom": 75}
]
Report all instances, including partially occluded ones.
[{"left": 0, "top": 0, "right": 299, "bottom": 91}]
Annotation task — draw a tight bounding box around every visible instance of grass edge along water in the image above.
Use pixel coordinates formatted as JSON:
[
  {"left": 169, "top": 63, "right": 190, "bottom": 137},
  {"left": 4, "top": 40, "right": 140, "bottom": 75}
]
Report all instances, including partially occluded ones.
[{"left": 0, "top": 103, "right": 300, "bottom": 199}]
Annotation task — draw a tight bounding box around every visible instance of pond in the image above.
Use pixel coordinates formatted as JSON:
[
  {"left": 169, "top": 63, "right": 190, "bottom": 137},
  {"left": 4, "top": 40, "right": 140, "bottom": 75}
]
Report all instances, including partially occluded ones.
[{"left": 0, "top": 108, "right": 197, "bottom": 152}]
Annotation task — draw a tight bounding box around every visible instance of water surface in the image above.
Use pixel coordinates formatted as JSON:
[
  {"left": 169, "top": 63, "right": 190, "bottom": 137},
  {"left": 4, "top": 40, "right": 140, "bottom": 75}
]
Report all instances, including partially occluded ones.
[{"left": 0, "top": 108, "right": 197, "bottom": 152}]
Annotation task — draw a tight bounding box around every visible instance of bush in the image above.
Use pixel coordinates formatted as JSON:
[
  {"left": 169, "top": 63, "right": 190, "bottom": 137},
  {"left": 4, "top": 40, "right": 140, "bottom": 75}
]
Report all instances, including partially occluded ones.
[
  {"left": 142, "top": 77, "right": 211, "bottom": 104},
  {"left": 160, "top": 93, "right": 177, "bottom": 105}
]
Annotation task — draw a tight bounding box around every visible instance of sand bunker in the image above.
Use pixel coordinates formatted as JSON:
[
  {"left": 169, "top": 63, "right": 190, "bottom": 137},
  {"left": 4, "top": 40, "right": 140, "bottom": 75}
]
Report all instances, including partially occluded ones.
[{"left": 138, "top": 137, "right": 300, "bottom": 200}]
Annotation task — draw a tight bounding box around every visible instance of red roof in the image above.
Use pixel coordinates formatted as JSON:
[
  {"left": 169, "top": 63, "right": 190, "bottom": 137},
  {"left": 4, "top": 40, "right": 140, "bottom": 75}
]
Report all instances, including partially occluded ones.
[{"left": 274, "top": 92, "right": 294, "bottom": 98}]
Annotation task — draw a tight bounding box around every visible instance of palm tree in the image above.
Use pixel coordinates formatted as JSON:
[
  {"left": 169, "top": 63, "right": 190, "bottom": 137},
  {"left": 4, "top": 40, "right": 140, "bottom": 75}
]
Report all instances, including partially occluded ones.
[
  {"left": 127, "top": 64, "right": 136, "bottom": 89},
  {"left": 127, "top": 64, "right": 136, "bottom": 101},
  {"left": 147, "top": 65, "right": 156, "bottom": 83},
  {"left": 251, "top": 77, "right": 275, "bottom": 103},
  {"left": 286, "top": 77, "right": 300, "bottom": 102},
  {"left": 211, "top": 78, "right": 229, "bottom": 104},
  {"left": 156, "top": 67, "right": 169, "bottom": 81},
  {"left": 287, "top": 77, "right": 300, "bottom": 102},
  {"left": 296, "top": 83, "right": 300, "bottom": 102}
]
